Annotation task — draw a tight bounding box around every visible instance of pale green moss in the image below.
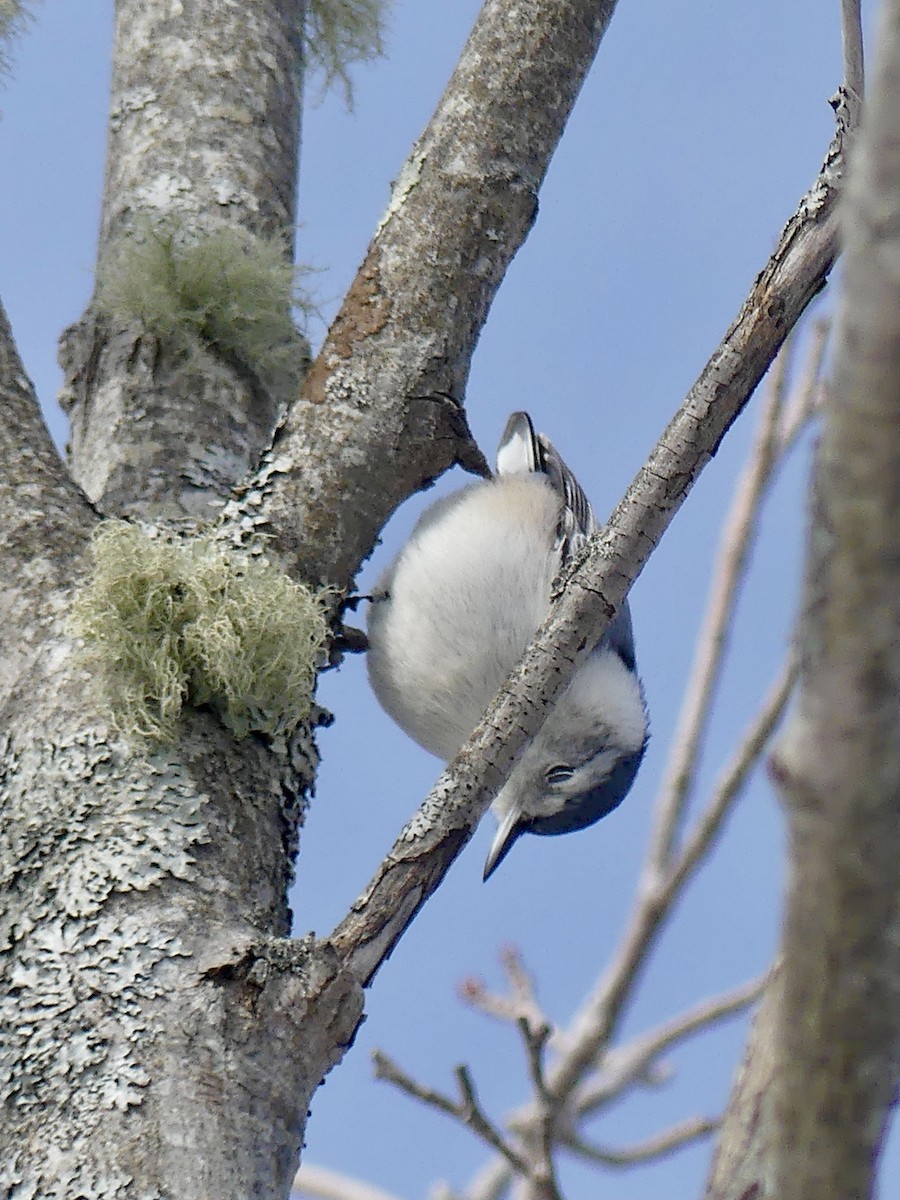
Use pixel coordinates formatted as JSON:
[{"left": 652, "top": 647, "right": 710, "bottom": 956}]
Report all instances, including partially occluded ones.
[
  {"left": 306, "top": 0, "right": 388, "bottom": 105},
  {"left": 70, "top": 522, "right": 330, "bottom": 745},
  {"left": 96, "top": 223, "right": 312, "bottom": 390},
  {"left": 0, "top": 0, "right": 32, "bottom": 77}
]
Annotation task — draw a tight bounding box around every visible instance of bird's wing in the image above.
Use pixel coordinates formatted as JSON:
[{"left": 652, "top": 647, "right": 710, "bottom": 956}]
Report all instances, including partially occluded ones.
[
  {"left": 496, "top": 410, "right": 596, "bottom": 563},
  {"left": 496, "top": 411, "right": 635, "bottom": 663}
]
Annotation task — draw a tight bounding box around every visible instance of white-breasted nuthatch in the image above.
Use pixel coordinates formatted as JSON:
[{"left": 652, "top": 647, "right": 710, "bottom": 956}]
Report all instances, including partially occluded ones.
[{"left": 367, "top": 412, "right": 648, "bottom": 880}]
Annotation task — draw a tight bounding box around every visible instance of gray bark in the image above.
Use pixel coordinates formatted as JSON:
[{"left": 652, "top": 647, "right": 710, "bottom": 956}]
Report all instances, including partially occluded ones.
[
  {"left": 0, "top": 1, "right": 633, "bottom": 1196},
  {"left": 706, "top": 3, "right": 900, "bottom": 1196},
  {"left": 240, "top": 0, "right": 628, "bottom": 590},
  {"left": 59, "top": 0, "right": 306, "bottom": 522},
  {"left": 1, "top": 300, "right": 363, "bottom": 1198},
  {"left": 0, "top": 0, "right": 862, "bottom": 1196},
  {"left": 325, "top": 117, "right": 842, "bottom": 983}
]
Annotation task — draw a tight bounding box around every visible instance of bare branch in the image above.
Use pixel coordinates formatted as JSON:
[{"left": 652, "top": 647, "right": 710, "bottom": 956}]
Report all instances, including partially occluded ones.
[
  {"left": 512, "top": 1021, "right": 561, "bottom": 1200},
  {"left": 292, "top": 1165, "right": 407, "bottom": 1200},
  {"left": 562, "top": 1116, "right": 719, "bottom": 1168},
  {"left": 760, "top": 0, "right": 900, "bottom": 1192},
  {"left": 650, "top": 316, "right": 826, "bottom": 878},
  {"left": 650, "top": 334, "right": 795, "bottom": 874},
  {"left": 326, "top": 86, "right": 845, "bottom": 986},
  {"left": 667, "top": 661, "right": 796, "bottom": 896},
  {"left": 518, "top": 1019, "right": 553, "bottom": 1108},
  {"left": 840, "top": 0, "right": 865, "bottom": 110},
  {"left": 776, "top": 317, "right": 830, "bottom": 453},
  {"left": 573, "top": 975, "right": 768, "bottom": 1116},
  {"left": 549, "top": 659, "right": 794, "bottom": 1100},
  {"left": 503, "top": 948, "right": 544, "bottom": 1030},
  {"left": 460, "top": 948, "right": 555, "bottom": 1040},
  {"left": 455, "top": 1066, "right": 537, "bottom": 1183},
  {"left": 255, "top": 0, "right": 625, "bottom": 591},
  {"left": 372, "top": 1051, "right": 530, "bottom": 1178},
  {"left": 372, "top": 1050, "right": 468, "bottom": 1122}
]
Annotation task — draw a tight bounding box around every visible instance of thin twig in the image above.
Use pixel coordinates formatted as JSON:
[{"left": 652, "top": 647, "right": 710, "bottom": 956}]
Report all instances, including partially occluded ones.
[
  {"left": 561, "top": 1116, "right": 720, "bottom": 1168},
  {"left": 518, "top": 1019, "right": 553, "bottom": 1106},
  {"left": 514, "top": 1019, "right": 561, "bottom": 1200},
  {"left": 372, "top": 1050, "right": 531, "bottom": 1177},
  {"left": 460, "top": 977, "right": 527, "bottom": 1026},
  {"left": 840, "top": 0, "right": 865, "bottom": 109},
  {"left": 549, "top": 660, "right": 795, "bottom": 1100},
  {"left": 292, "top": 1165, "right": 407, "bottom": 1200},
  {"left": 650, "top": 336, "right": 794, "bottom": 875},
  {"left": 668, "top": 661, "right": 796, "bottom": 896},
  {"left": 503, "top": 948, "right": 545, "bottom": 1033},
  {"left": 373, "top": 1049, "right": 470, "bottom": 1120},
  {"left": 777, "top": 318, "right": 830, "bottom": 453},
  {"left": 456, "top": 1065, "right": 534, "bottom": 1179},
  {"left": 572, "top": 974, "right": 768, "bottom": 1116},
  {"left": 460, "top": 948, "right": 555, "bottom": 1041}
]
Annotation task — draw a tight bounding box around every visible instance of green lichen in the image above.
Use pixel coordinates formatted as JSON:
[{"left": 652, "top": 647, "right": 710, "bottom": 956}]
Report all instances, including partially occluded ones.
[
  {"left": 70, "top": 522, "right": 331, "bottom": 745},
  {"left": 306, "top": 0, "right": 389, "bottom": 105},
  {"left": 96, "top": 223, "right": 313, "bottom": 391}
]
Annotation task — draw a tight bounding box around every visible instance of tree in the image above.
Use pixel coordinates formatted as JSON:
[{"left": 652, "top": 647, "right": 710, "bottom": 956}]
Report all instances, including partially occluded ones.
[{"left": 1, "top": 2, "right": 897, "bottom": 1199}]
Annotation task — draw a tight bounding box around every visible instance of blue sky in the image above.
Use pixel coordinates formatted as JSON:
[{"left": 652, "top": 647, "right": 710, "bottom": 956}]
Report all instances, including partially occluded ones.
[{"left": 2, "top": 2, "right": 896, "bottom": 1197}]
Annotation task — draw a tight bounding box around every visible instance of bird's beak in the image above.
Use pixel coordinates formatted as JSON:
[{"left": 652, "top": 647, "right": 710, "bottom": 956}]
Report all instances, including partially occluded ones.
[{"left": 483, "top": 807, "right": 524, "bottom": 881}]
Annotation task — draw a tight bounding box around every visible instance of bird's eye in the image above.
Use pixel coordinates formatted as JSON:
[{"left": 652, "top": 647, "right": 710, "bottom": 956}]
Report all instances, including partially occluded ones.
[{"left": 545, "top": 764, "right": 575, "bottom": 785}]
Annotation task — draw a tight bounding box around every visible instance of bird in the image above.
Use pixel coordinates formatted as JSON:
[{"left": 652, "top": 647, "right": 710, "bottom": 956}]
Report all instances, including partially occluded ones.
[{"left": 366, "top": 411, "right": 648, "bottom": 879}]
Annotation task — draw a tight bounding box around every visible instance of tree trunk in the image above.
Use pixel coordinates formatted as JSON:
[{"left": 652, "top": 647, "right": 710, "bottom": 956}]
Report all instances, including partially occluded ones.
[
  {"left": 707, "top": 3, "right": 900, "bottom": 1196},
  {"left": 60, "top": 0, "right": 306, "bottom": 522},
  {"left": 0, "top": 2, "right": 628, "bottom": 1195}
]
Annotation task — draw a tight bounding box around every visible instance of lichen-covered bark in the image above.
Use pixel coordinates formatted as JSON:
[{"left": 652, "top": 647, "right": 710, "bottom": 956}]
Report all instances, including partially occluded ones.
[
  {"left": 707, "top": 6, "right": 900, "bottom": 1197},
  {"left": 2, "top": 291, "right": 366, "bottom": 1196},
  {"left": 2, "top": 296, "right": 362, "bottom": 1200},
  {"left": 0, "top": 685, "right": 362, "bottom": 1200},
  {"left": 4, "top": 0, "right": 637, "bottom": 1192},
  {"left": 60, "top": 0, "right": 306, "bottom": 521},
  {"left": 1, "top": 675, "right": 347, "bottom": 1195},
  {"left": 0, "top": 0, "right": 849, "bottom": 1194}
]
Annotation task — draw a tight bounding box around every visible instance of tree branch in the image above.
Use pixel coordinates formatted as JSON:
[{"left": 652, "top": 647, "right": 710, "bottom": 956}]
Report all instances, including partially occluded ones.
[
  {"left": 776, "top": 317, "right": 829, "bottom": 453},
  {"left": 324, "top": 78, "right": 845, "bottom": 986},
  {"left": 649, "top": 332, "right": 797, "bottom": 873},
  {"left": 372, "top": 1050, "right": 531, "bottom": 1178},
  {"left": 0, "top": 298, "right": 96, "bottom": 701},
  {"left": 460, "top": 947, "right": 555, "bottom": 1040},
  {"left": 840, "top": 0, "right": 865, "bottom": 111},
  {"left": 246, "top": 0, "right": 628, "bottom": 591},
  {"left": 760, "top": 0, "right": 900, "bottom": 1191},
  {"left": 572, "top": 975, "right": 768, "bottom": 1116},
  {"left": 562, "top": 1116, "right": 719, "bottom": 1168},
  {"left": 292, "top": 1164, "right": 407, "bottom": 1200}
]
